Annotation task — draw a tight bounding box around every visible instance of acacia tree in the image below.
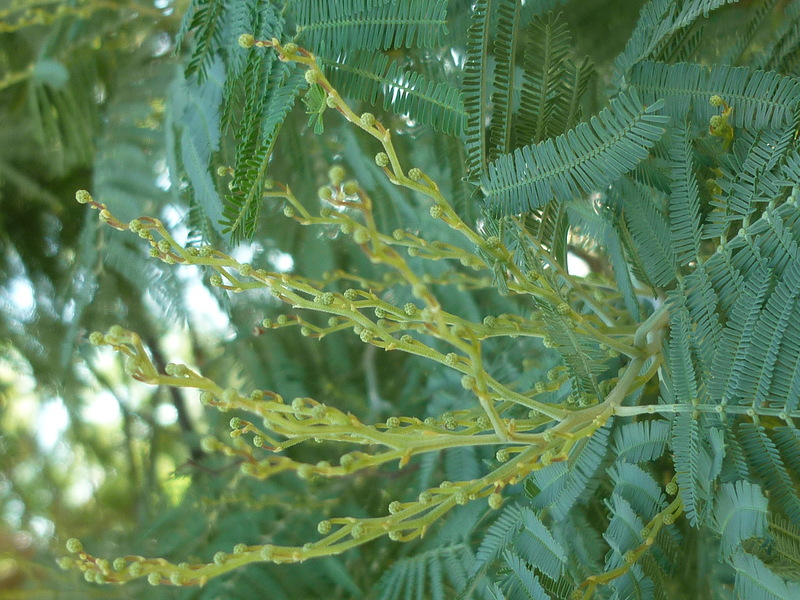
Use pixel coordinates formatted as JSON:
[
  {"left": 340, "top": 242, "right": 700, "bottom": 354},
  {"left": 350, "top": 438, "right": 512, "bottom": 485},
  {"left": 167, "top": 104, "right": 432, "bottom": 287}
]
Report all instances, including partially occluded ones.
[{"left": 6, "top": 0, "right": 800, "bottom": 599}]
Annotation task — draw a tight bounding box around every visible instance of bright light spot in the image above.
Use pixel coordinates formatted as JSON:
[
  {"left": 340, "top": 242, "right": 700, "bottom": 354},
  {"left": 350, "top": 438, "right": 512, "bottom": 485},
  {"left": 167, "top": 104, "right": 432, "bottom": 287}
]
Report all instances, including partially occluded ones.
[
  {"left": 62, "top": 298, "right": 76, "bottom": 323},
  {"left": 154, "top": 0, "right": 169, "bottom": 8},
  {"left": 37, "top": 398, "right": 70, "bottom": 452},
  {"left": 156, "top": 165, "right": 171, "bottom": 191},
  {"left": 29, "top": 516, "right": 55, "bottom": 539},
  {"left": 567, "top": 252, "right": 591, "bottom": 277},
  {"left": 231, "top": 241, "right": 263, "bottom": 265},
  {"left": 64, "top": 465, "right": 105, "bottom": 506},
  {"left": 269, "top": 250, "right": 294, "bottom": 273},
  {"left": 81, "top": 391, "right": 122, "bottom": 426},
  {"left": 6, "top": 277, "right": 35, "bottom": 321},
  {"left": 181, "top": 268, "right": 232, "bottom": 334},
  {"left": 154, "top": 403, "right": 178, "bottom": 426}
]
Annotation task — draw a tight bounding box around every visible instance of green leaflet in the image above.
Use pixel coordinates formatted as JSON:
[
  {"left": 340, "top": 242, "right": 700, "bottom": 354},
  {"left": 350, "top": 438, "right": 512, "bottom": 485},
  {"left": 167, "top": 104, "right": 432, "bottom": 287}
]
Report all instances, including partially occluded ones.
[
  {"left": 732, "top": 552, "right": 800, "bottom": 600},
  {"left": 288, "top": 0, "right": 391, "bottom": 26},
  {"left": 515, "top": 13, "right": 572, "bottom": 147},
  {"left": 295, "top": 0, "right": 448, "bottom": 56},
  {"left": 668, "top": 122, "right": 702, "bottom": 266},
  {"left": 712, "top": 481, "right": 768, "bottom": 560},
  {"left": 487, "top": 0, "right": 521, "bottom": 161},
  {"left": 630, "top": 61, "right": 800, "bottom": 130},
  {"left": 739, "top": 422, "right": 800, "bottom": 526},
  {"left": 222, "top": 65, "right": 307, "bottom": 243},
  {"left": 481, "top": 89, "right": 668, "bottom": 215},
  {"left": 463, "top": 0, "right": 491, "bottom": 178},
  {"left": 611, "top": 0, "right": 738, "bottom": 88},
  {"left": 612, "top": 421, "right": 671, "bottom": 464}
]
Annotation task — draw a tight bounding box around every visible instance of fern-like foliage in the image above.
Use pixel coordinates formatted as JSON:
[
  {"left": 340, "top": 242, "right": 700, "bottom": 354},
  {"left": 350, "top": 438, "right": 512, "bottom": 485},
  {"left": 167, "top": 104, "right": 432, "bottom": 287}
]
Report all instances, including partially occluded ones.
[
  {"left": 481, "top": 89, "right": 668, "bottom": 215},
  {"left": 295, "top": 0, "right": 448, "bottom": 55},
  {"left": 631, "top": 61, "right": 800, "bottom": 129}
]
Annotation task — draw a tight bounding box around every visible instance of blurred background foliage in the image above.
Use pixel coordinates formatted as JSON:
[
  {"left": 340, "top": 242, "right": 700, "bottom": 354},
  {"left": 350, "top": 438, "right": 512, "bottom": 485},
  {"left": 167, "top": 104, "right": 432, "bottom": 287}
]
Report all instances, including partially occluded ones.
[{"left": 0, "top": 0, "right": 790, "bottom": 598}]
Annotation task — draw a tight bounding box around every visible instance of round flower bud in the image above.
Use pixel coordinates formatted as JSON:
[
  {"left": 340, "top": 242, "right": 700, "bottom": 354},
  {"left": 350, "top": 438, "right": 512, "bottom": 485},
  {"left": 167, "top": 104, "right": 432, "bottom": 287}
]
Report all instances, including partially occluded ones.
[
  {"left": 311, "top": 404, "right": 327, "bottom": 419},
  {"left": 325, "top": 94, "right": 338, "bottom": 108},
  {"left": 542, "top": 335, "right": 556, "bottom": 348},
  {"left": 88, "top": 331, "right": 105, "bottom": 346},
  {"left": 488, "top": 493, "right": 503, "bottom": 509},
  {"left": 353, "top": 227, "right": 370, "bottom": 245},
  {"left": 317, "top": 520, "right": 332, "bottom": 534},
  {"left": 460, "top": 375, "right": 475, "bottom": 390},
  {"left": 535, "top": 381, "right": 547, "bottom": 394},
  {"left": 209, "top": 274, "right": 223, "bottom": 287},
  {"left": 343, "top": 180, "right": 359, "bottom": 196},
  {"left": 403, "top": 303, "right": 417, "bottom": 316},
  {"left": 359, "top": 328, "right": 374, "bottom": 343},
  {"left": 318, "top": 186, "right": 333, "bottom": 201},
  {"left": 429, "top": 205, "right": 442, "bottom": 219},
  {"left": 282, "top": 42, "right": 298, "bottom": 55},
  {"left": 239, "top": 264, "right": 253, "bottom": 277},
  {"left": 340, "top": 454, "right": 355, "bottom": 471},
  {"left": 709, "top": 94, "right": 724, "bottom": 107},
  {"left": 283, "top": 205, "right": 296, "bottom": 218},
  {"left": 253, "top": 435, "right": 264, "bottom": 447},
  {"left": 444, "top": 353, "right": 458, "bottom": 367},
  {"left": 344, "top": 288, "right": 358, "bottom": 300},
  {"left": 57, "top": 557, "right": 73, "bottom": 571},
  {"left": 408, "top": 168, "right": 422, "bottom": 181},
  {"left": 147, "top": 572, "right": 161, "bottom": 585},
  {"left": 386, "top": 416, "right": 401, "bottom": 429},
  {"left": 229, "top": 417, "right": 242, "bottom": 429},
  {"left": 556, "top": 303, "right": 571, "bottom": 316},
  {"left": 233, "top": 543, "right": 248, "bottom": 555},
  {"left": 455, "top": 491, "right": 468, "bottom": 505},
  {"left": 238, "top": 34, "right": 255, "bottom": 48},
  {"left": 375, "top": 152, "right": 389, "bottom": 167},
  {"left": 418, "top": 491, "right": 432, "bottom": 503},
  {"left": 483, "top": 315, "right": 496, "bottom": 327},
  {"left": 709, "top": 114, "right": 724, "bottom": 129},
  {"left": 260, "top": 545, "right": 274, "bottom": 560},
  {"left": 476, "top": 416, "right": 489, "bottom": 429},
  {"left": 374, "top": 307, "right": 386, "bottom": 319},
  {"left": 388, "top": 530, "right": 402, "bottom": 541},
  {"left": 66, "top": 538, "right": 83, "bottom": 553},
  {"left": 213, "top": 551, "right": 227, "bottom": 565},
  {"left": 496, "top": 448, "right": 510, "bottom": 463},
  {"left": 400, "top": 334, "right": 414, "bottom": 344},
  {"left": 360, "top": 112, "right": 376, "bottom": 127},
  {"left": 276, "top": 315, "right": 289, "bottom": 325},
  {"left": 169, "top": 571, "right": 183, "bottom": 585},
  {"left": 392, "top": 229, "right": 404, "bottom": 240},
  {"left": 83, "top": 570, "right": 95, "bottom": 583},
  {"left": 328, "top": 165, "right": 346, "bottom": 185},
  {"left": 666, "top": 481, "right": 678, "bottom": 495},
  {"left": 129, "top": 561, "right": 143, "bottom": 577},
  {"left": 75, "top": 189, "right": 92, "bottom": 204},
  {"left": 350, "top": 523, "right": 365, "bottom": 539},
  {"left": 304, "top": 69, "right": 318, "bottom": 84}
]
